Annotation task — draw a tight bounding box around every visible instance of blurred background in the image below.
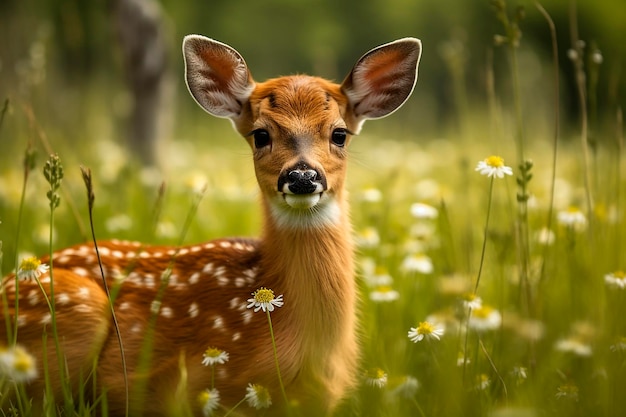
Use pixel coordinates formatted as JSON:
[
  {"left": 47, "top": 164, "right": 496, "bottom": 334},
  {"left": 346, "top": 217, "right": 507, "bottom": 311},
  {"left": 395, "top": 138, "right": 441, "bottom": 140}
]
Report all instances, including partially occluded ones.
[{"left": 0, "top": 0, "right": 624, "bottom": 166}]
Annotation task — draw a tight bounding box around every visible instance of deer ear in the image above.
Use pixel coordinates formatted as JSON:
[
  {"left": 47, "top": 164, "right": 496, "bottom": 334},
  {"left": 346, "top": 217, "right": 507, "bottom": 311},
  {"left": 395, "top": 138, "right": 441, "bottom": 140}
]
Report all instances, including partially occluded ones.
[
  {"left": 183, "top": 35, "right": 255, "bottom": 119},
  {"left": 341, "top": 38, "right": 421, "bottom": 131}
]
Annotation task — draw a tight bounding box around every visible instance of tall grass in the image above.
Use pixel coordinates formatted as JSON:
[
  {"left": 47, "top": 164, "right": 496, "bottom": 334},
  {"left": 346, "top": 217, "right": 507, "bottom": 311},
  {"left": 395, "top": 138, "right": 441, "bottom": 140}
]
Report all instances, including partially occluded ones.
[{"left": 1, "top": 4, "right": 626, "bottom": 417}]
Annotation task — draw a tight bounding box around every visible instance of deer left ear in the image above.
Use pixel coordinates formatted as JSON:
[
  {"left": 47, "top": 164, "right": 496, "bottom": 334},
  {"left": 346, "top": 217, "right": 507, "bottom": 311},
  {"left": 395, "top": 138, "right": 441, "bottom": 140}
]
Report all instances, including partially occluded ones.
[{"left": 341, "top": 38, "right": 421, "bottom": 132}]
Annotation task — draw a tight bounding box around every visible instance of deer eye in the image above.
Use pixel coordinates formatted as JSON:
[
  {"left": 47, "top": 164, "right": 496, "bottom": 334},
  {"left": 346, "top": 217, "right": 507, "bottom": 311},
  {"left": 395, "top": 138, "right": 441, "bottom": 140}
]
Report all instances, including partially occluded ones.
[
  {"left": 252, "top": 129, "right": 271, "bottom": 149},
  {"left": 331, "top": 128, "right": 348, "bottom": 147}
]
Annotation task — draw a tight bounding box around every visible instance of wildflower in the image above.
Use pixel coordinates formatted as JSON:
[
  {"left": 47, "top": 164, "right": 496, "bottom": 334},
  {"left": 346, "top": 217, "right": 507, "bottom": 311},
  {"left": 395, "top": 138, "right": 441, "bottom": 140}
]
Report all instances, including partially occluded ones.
[
  {"left": 245, "top": 383, "right": 272, "bottom": 409},
  {"left": 364, "top": 367, "right": 388, "bottom": 388},
  {"left": 17, "top": 256, "right": 49, "bottom": 280},
  {"left": 610, "top": 336, "right": 626, "bottom": 352},
  {"left": 510, "top": 366, "right": 528, "bottom": 385},
  {"left": 0, "top": 345, "right": 38, "bottom": 383},
  {"left": 410, "top": 202, "right": 438, "bottom": 219},
  {"left": 388, "top": 375, "right": 420, "bottom": 399},
  {"left": 362, "top": 265, "right": 393, "bottom": 287},
  {"left": 591, "top": 50, "right": 603, "bottom": 65},
  {"left": 369, "top": 286, "right": 399, "bottom": 302},
  {"left": 554, "top": 337, "right": 592, "bottom": 357},
  {"left": 461, "top": 292, "right": 483, "bottom": 310},
  {"left": 535, "top": 227, "right": 555, "bottom": 245},
  {"left": 247, "top": 288, "right": 284, "bottom": 313},
  {"left": 457, "top": 352, "right": 470, "bottom": 367},
  {"left": 401, "top": 253, "right": 434, "bottom": 274},
  {"left": 557, "top": 207, "right": 587, "bottom": 231},
  {"left": 475, "top": 155, "right": 513, "bottom": 179},
  {"left": 202, "top": 347, "right": 229, "bottom": 366},
  {"left": 197, "top": 388, "right": 220, "bottom": 417},
  {"left": 475, "top": 373, "right": 491, "bottom": 391},
  {"left": 356, "top": 227, "right": 380, "bottom": 248},
  {"left": 408, "top": 321, "right": 444, "bottom": 343},
  {"left": 360, "top": 187, "right": 383, "bottom": 203},
  {"left": 105, "top": 214, "right": 133, "bottom": 233},
  {"left": 556, "top": 383, "right": 579, "bottom": 401},
  {"left": 605, "top": 271, "right": 626, "bottom": 290},
  {"left": 567, "top": 48, "right": 578, "bottom": 61},
  {"left": 468, "top": 305, "right": 502, "bottom": 332}
]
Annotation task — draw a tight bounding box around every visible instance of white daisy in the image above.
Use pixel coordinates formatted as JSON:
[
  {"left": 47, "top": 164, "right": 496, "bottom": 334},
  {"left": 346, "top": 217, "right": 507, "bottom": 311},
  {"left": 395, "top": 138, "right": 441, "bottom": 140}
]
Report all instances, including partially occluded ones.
[
  {"left": 468, "top": 305, "right": 502, "bottom": 332},
  {"left": 16, "top": 257, "right": 49, "bottom": 280},
  {"left": 0, "top": 344, "right": 38, "bottom": 383},
  {"left": 245, "top": 383, "right": 272, "bottom": 409},
  {"left": 364, "top": 368, "right": 388, "bottom": 388},
  {"left": 408, "top": 321, "right": 444, "bottom": 342},
  {"left": 475, "top": 156, "right": 513, "bottom": 179},
  {"left": 247, "top": 288, "right": 284, "bottom": 313},
  {"left": 202, "top": 347, "right": 229, "bottom": 366},
  {"left": 369, "top": 286, "right": 399, "bottom": 302},
  {"left": 197, "top": 388, "right": 220, "bottom": 417},
  {"left": 605, "top": 271, "right": 626, "bottom": 290}
]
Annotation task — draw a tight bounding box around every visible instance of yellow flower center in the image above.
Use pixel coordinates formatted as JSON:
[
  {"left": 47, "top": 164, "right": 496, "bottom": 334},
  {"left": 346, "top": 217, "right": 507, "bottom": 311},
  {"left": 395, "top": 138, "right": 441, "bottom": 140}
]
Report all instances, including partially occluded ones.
[
  {"left": 13, "top": 352, "right": 34, "bottom": 373},
  {"left": 19, "top": 256, "right": 41, "bottom": 272},
  {"left": 204, "top": 347, "right": 223, "bottom": 358},
  {"left": 253, "top": 288, "right": 275, "bottom": 303},
  {"left": 485, "top": 155, "right": 505, "bottom": 168},
  {"left": 197, "top": 390, "right": 211, "bottom": 405},
  {"left": 417, "top": 321, "right": 435, "bottom": 335},
  {"left": 366, "top": 367, "right": 386, "bottom": 379},
  {"left": 462, "top": 292, "right": 476, "bottom": 301},
  {"left": 375, "top": 285, "right": 393, "bottom": 293},
  {"left": 472, "top": 306, "right": 494, "bottom": 319},
  {"left": 614, "top": 271, "right": 625, "bottom": 279},
  {"left": 252, "top": 384, "right": 271, "bottom": 402}
]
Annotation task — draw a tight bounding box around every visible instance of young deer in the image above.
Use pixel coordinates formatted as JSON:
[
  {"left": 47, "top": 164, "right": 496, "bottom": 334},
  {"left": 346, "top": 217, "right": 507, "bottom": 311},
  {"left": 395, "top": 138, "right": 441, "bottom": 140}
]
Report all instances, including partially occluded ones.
[{"left": 0, "top": 36, "right": 421, "bottom": 415}]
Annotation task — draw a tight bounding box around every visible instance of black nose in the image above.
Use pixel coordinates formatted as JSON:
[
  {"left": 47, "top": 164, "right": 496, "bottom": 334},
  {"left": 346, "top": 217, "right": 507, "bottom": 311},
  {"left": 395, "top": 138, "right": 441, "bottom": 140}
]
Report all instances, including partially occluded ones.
[{"left": 287, "top": 169, "right": 318, "bottom": 194}]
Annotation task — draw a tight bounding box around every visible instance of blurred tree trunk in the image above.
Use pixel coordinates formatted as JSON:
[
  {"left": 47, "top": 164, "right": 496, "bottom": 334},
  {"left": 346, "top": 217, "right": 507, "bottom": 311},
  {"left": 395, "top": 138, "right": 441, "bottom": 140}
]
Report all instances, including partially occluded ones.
[{"left": 110, "top": 0, "right": 168, "bottom": 166}]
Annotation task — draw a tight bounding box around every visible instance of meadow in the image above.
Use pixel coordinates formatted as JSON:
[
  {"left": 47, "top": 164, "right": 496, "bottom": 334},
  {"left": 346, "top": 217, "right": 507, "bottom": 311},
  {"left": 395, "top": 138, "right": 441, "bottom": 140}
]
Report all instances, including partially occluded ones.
[{"left": 1, "top": 4, "right": 626, "bottom": 417}]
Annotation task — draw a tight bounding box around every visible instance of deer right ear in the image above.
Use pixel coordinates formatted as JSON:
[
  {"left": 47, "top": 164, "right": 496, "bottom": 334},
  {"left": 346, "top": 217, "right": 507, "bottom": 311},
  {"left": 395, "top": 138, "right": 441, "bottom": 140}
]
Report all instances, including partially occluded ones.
[{"left": 183, "top": 35, "right": 255, "bottom": 119}]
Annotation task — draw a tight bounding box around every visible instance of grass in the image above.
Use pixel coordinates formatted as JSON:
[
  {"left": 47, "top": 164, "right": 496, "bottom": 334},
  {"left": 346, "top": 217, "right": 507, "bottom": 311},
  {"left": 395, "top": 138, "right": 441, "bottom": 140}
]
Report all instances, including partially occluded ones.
[{"left": 1, "top": 5, "right": 626, "bottom": 417}]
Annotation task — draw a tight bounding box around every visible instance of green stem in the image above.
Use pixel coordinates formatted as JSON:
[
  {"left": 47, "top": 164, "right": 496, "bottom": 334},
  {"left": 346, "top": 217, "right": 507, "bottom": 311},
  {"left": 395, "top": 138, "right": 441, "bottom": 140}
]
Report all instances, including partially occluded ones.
[
  {"left": 474, "top": 177, "right": 494, "bottom": 293},
  {"left": 222, "top": 396, "right": 247, "bottom": 417},
  {"left": 266, "top": 310, "right": 289, "bottom": 407}
]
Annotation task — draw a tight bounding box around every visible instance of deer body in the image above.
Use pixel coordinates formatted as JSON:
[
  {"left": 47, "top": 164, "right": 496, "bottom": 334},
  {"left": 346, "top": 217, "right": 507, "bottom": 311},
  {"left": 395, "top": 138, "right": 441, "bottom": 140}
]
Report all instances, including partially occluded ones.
[{"left": 0, "top": 36, "right": 421, "bottom": 415}]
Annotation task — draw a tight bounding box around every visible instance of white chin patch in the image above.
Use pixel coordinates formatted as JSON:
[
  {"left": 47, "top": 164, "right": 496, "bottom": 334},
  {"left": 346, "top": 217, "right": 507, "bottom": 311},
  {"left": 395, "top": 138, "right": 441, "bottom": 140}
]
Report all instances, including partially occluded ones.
[{"left": 284, "top": 193, "right": 322, "bottom": 209}]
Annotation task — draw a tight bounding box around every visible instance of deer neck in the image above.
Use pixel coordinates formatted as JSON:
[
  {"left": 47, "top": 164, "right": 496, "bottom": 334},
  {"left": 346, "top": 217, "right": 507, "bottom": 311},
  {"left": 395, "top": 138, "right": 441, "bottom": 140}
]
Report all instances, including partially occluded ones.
[{"left": 258, "top": 195, "right": 356, "bottom": 346}]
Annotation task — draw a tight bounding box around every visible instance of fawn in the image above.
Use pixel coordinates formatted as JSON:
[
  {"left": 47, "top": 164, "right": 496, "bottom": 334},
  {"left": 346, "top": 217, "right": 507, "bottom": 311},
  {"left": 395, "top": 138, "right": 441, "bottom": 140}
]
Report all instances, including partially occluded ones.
[{"left": 0, "top": 36, "right": 421, "bottom": 415}]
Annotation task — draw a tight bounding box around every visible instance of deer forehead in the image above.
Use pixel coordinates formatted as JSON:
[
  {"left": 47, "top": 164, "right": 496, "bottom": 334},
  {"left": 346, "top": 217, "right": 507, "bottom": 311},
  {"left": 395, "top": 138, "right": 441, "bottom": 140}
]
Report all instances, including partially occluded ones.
[{"left": 248, "top": 75, "right": 350, "bottom": 132}]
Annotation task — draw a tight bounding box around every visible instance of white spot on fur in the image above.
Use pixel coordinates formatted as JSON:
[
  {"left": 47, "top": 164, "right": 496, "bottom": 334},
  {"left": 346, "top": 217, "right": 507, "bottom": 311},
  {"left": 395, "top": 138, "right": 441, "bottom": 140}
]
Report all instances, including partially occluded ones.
[
  {"left": 202, "top": 263, "right": 214, "bottom": 274},
  {"left": 242, "top": 310, "right": 253, "bottom": 325},
  {"left": 219, "top": 241, "right": 232, "bottom": 249},
  {"left": 212, "top": 315, "right": 224, "bottom": 330},
  {"left": 112, "top": 250, "right": 124, "bottom": 259},
  {"left": 233, "top": 242, "right": 244, "bottom": 251},
  {"left": 77, "top": 287, "right": 90, "bottom": 299},
  {"left": 74, "top": 304, "right": 92, "bottom": 313},
  {"left": 56, "top": 255, "right": 71, "bottom": 264},
  {"left": 229, "top": 297, "right": 241, "bottom": 309},
  {"left": 139, "top": 252, "right": 151, "bottom": 259},
  {"left": 40, "top": 313, "right": 51, "bottom": 325},
  {"left": 131, "top": 323, "right": 142, "bottom": 333},
  {"left": 188, "top": 302, "right": 199, "bottom": 318},
  {"left": 232, "top": 332, "right": 241, "bottom": 342},
  {"left": 217, "top": 276, "right": 229, "bottom": 286},
  {"left": 160, "top": 306, "right": 173, "bottom": 318},
  {"left": 234, "top": 277, "right": 246, "bottom": 288},
  {"left": 56, "top": 293, "right": 71, "bottom": 305},
  {"left": 178, "top": 248, "right": 189, "bottom": 256},
  {"left": 17, "top": 316, "right": 27, "bottom": 327},
  {"left": 99, "top": 247, "right": 111, "bottom": 256},
  {"left": 189, "top": 272, "right": 201, "bottom": 285},
  {"left": 214, "top": 266, "right": 226, "bottom": 278},
  {"left": 153, "top": 252, "right": 164, "bottom": 258},
  {"left": 190, "top": 246, "right": 202, "bottom": 253},
  {"left": 119, "top": 302, "right": 131, "bottom": 311},
  {"left": 72, "top": 267, "right": 89, "bottom": 277},
  {"left": 167, "top": 249, "right": 176, "bottom": 256},
  {"left": 204, "top": 243, "right": 215, "bottom": 250},
  {"left": 27, "top": 290, "right": 39, "bottom": 306}
]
